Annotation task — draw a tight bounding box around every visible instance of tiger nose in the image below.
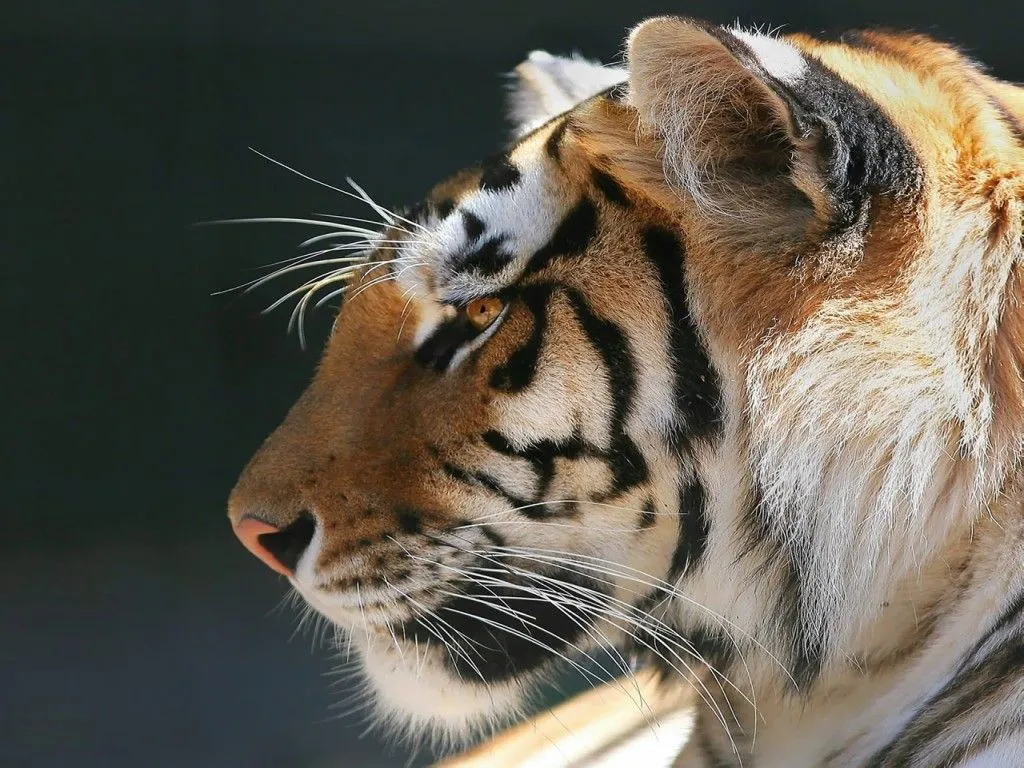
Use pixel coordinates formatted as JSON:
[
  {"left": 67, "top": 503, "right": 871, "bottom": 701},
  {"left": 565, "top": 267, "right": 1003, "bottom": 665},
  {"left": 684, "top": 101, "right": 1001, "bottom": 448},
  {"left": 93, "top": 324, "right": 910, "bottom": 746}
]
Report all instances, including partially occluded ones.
[{"left": 232, "top": 512, "right": 317, "bottom": 576}]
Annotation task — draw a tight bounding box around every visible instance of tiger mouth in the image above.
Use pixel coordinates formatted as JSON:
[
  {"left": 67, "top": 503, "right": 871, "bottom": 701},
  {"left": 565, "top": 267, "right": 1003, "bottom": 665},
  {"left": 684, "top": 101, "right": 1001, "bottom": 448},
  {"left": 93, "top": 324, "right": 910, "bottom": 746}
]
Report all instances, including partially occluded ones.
[
  {"left": 304, "top": 559, "right": 610, "bottom": 684},
  {"left": 396, "top": 566, "right": 608, "bottom": 683}
]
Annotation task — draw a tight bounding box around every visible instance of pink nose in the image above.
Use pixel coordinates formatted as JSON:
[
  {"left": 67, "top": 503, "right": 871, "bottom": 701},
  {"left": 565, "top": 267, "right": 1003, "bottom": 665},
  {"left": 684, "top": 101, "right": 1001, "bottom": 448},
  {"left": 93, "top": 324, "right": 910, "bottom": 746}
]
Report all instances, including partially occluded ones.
[{"left": 232, "top": 514, "right": 316, "bottom": 576}]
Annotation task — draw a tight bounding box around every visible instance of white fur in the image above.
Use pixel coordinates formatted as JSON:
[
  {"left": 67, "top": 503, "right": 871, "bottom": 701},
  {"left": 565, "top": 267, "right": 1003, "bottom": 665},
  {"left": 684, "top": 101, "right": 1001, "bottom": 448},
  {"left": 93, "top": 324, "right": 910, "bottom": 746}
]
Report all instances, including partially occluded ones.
[
  {"left": 510, "top": 51, "right": 626, "bottom": 133},
  {"left": 425, "top": 148, "right": 567, "bottom": 305},
  {"left": 729, "top": 28, "right": 807, "bottom": 85}
]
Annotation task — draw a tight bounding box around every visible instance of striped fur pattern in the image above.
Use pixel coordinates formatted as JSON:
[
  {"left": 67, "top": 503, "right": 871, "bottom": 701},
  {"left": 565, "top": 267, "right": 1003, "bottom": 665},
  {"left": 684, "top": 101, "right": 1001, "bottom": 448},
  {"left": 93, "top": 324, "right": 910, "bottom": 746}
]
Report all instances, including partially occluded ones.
[{"left": 227, "top": 17, "right": 1024, "bottom": 766}]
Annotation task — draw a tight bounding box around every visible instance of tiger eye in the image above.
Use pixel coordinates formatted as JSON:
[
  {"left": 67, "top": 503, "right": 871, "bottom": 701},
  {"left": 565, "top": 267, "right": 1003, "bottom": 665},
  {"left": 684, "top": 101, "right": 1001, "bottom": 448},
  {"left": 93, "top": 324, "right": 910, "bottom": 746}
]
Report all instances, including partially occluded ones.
[{"left": 465, "top": 297, "right": 504, "bottom": 331}]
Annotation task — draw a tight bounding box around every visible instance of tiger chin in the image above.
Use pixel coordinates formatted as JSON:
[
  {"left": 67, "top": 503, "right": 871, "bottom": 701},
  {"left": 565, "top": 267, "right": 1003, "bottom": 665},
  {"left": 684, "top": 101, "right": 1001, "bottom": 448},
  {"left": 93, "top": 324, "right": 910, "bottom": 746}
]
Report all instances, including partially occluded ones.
[{"left": 226, "top": 17, "right": 1024, "bottom": 767}]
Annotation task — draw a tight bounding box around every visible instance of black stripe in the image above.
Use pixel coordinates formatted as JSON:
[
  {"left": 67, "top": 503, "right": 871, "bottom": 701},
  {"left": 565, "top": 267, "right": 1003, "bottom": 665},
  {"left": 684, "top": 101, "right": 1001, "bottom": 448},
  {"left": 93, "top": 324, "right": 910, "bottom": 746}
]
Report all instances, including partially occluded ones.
[
  {"left": 402, "top": 566, "right": 604, "bottom": 682},
  {"left": 545, "top": 119, "right": 569, "bottom": 162},
  {"left": 442, "top": 461, "right": 530, "bottom": 511},
  {"left": 478, "top": 524, "right": 506, "bottom": 548},
  {"left": 490, "top": 283, "right": 552, "bottom": 391},
  {"left": 523, "top": 198, "right": 598, "bottom": 276},
  {"left": 415, "top": 314, "right": 477, "bottom": 371},
  {"left": 629, "top": 591, "right": 735, "bottom": 688},
  {"left": 867, "top": 590, "right": 1024, "bottom": 766},
  {"left": 740, "top": 483, "right": 824, "bottom": 690},
  {"left": 486, "top": 283, "right": 646, "bottom": 515},
  {"left": 986, "top": 91, "right": 1024, "bottom": 146},
  {"left": 934, "top": 721, "right": 1024, "bottom": 767},
  {"left": 450, "top": 234, "right": 515, "bottom": 276},
  {"left": 867, "top": 639, "right": 1024, "bottom": 766},
  {"left": 479, "top": 153, "right": 521, "bottom": 192},
  {"left": 592, "top": 167, "right": 630, "bottom": 207},
  {"left": 638, "top": 499, "right": 657, "bottom": 529},
  {"left": 461, "top": 209, "right": 486, "bottom": 240},
  {"left": 563, "top": 287, "right": 649, "bottom": 496},
  {"left": 687, "top": 624, "right": 736, "bottom": 674},
  {"left": 642, "top": 225, "right": 722, "bottom": 452},
  {"left": 474, "top": 472, "right": 532, "bottom": 513},
  {"left": 668, "top": 480, "right": 711, "bottom": 580},
  {"left": 970, "top": 589, "right": 1024, "bottom": 663},
  {"left": 481, "top": 429, "right": 592, "bottom": 514}
]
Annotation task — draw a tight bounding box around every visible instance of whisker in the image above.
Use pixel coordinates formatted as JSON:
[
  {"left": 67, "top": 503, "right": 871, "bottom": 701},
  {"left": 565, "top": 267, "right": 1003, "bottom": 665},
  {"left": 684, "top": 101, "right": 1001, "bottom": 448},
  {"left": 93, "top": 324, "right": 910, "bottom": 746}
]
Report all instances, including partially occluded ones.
[
  {"left": 309, "top": 259, "right": 426, "bottom": 316},
  {"left": 198, "top": 216, "right": 367, "bottom": 230},
  {"left": 239, "top": 254, "right": 375, "bottom": 294},
  {"left": 396, "top": 284, "right": 421, "bottom": 342},
  {"left": 262, "top": 261, "right": 389, "bottom": 314},
  {"left": 469, "top": 548, "right": 756, "bottom": 716},
  {"left": 430, "top": 526, "right": 760, "bottom": 734},
  {"left": 346, "top": 177, "right": 428, "bottom": 233},
  {"left": 492, "top": 541, "right": 790, "bottom": 684},
  {"left": 449, "top": 504, "right": 793, "bottom": 685},
  {"left": 248, "top": 147, "right": 388, "bottom": 212},
  {"left": 313, "top": 212, "right": 413, "bottom": 231},
  {"left": 247, "top": 148, "right": 431, "bottom": 239},
  {"left": 398, "top": 546, "right": 655, "bottom": 718},
  {"left": 450, "top": 550, "right": 743, "bottom": 746},
  {"left": 399, "top": 551, "right": 611, "bottom": 682}
]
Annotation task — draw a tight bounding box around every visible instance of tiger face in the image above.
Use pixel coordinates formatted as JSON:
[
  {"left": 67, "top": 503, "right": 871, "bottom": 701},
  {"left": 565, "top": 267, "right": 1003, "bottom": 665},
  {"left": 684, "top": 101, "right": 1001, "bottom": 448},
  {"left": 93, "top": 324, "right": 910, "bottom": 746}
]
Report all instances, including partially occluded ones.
[{"left": 228, "top": 17, "right": 1024, "bottom": 759}]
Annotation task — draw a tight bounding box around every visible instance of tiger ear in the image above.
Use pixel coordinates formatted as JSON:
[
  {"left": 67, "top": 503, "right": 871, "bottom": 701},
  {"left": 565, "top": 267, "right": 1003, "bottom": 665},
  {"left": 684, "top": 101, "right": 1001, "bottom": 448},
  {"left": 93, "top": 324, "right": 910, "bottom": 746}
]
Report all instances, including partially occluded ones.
[
  {"left": 621, "top": 17, "right": 918, "bottom": 246},
  {"left": 625, "top": 17, "right": 824, "bottom": 218},
  {"left": 508, "top": 51, "right": 626, "bottom": 134}
]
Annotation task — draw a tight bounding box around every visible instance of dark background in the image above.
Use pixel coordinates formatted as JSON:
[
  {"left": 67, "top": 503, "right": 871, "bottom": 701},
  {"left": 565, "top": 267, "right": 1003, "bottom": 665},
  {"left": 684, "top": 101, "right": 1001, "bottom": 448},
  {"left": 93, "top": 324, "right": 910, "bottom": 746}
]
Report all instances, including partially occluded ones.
[{"left": 5, "top": 2, "right": 1021, "bottom": 766}]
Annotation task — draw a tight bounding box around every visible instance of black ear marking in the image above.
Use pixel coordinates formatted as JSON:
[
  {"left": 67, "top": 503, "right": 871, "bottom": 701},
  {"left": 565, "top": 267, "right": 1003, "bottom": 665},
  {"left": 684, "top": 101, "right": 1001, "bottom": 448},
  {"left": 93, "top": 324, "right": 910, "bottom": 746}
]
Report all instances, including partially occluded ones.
[
  {"left": 632, "top": 20, "right": 922, "bottom": 235},
  {"left": 769, "top": 55, "right": 920, "bottom": 228},
  {"left": 434, "top": 198, "right": 456, "bottom": 219},
  {"left": 718, "top": 29, "right": 922, "bottom": 231}
]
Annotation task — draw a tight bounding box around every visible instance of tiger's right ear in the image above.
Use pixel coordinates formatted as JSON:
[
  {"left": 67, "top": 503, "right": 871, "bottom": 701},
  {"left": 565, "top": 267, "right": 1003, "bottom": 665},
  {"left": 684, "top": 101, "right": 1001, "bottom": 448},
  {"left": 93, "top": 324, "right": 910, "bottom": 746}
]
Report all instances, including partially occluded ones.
[{"left": 508, "top": 51, "right": 626, "bottom": 135}]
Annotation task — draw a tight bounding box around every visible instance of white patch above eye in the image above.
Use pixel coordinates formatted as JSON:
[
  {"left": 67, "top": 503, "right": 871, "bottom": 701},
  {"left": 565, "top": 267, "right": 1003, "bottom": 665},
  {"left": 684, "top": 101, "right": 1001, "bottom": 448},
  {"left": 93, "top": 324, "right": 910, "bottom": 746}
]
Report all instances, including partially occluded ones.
[
  {"left": 432, "top": 152, "right": 568, "bottom": 303},
  {"left": 730, "top": 29, "right": 806, "bottom": 85}
]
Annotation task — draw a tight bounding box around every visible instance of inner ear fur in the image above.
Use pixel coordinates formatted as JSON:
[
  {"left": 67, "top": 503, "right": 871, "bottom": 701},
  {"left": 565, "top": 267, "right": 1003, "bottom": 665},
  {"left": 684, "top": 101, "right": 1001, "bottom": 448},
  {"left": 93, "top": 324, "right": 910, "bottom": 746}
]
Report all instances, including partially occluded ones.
[{"left": 623, "top": 18, "right": 829, "bottom": 241}]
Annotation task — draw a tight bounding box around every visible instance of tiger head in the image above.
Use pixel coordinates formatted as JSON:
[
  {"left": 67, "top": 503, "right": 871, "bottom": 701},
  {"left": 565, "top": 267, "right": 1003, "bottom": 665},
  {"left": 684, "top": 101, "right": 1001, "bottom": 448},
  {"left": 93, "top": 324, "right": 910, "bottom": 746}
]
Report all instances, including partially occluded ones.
[{"left": 227, "top": 18, "right": 1024, "bottom": 745}]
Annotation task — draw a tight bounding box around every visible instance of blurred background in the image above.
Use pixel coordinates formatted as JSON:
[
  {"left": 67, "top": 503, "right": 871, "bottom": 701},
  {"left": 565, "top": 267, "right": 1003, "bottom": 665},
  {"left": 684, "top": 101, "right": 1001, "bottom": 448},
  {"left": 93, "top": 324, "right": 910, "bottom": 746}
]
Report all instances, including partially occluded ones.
[{"left": 4, "top": 1, "right": 1021, "bottom": 766}]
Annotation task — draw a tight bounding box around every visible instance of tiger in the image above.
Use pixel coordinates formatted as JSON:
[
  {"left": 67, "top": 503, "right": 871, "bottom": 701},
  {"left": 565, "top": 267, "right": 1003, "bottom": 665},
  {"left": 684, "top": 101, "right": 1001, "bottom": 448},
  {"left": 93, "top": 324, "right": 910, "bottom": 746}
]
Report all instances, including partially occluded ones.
[{"left": 226, "top": 17, "right": 1024, "bottom": 767}]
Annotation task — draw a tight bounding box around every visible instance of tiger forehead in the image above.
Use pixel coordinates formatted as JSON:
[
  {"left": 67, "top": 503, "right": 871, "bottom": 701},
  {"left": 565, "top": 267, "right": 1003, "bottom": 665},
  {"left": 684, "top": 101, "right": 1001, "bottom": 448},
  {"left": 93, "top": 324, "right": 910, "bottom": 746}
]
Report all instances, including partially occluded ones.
[{"left": 414, "top": 119, "right": 625, "bottom": 303}]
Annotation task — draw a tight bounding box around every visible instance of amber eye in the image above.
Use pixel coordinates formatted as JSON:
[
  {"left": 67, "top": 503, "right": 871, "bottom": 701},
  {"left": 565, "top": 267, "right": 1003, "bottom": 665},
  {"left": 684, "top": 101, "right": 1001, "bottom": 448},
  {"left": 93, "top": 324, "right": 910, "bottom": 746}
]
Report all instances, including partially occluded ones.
[{"left": 464, "top": 297, "right": 504, "bottom": 332}]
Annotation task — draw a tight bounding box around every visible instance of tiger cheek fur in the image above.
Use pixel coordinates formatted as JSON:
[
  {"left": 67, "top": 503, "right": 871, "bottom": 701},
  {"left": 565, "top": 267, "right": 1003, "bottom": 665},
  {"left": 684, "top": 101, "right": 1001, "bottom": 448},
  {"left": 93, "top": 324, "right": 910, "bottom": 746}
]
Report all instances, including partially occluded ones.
[{"left": 228, "top": 16, "right": 1024, "bottom": 766}]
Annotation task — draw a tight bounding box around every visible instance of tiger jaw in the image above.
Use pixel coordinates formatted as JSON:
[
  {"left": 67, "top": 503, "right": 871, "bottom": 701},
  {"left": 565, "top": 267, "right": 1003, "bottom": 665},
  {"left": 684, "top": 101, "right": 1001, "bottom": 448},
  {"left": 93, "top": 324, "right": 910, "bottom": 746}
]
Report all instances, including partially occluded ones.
[
  {"left": 272, "top": 494, "right": 683, "bottom": 735},
  {"left": 354, "top": 631, "right": 532, "bottom": 736},
  {"left": 292, "top": 545, "right": 648, "bottom": 734}
]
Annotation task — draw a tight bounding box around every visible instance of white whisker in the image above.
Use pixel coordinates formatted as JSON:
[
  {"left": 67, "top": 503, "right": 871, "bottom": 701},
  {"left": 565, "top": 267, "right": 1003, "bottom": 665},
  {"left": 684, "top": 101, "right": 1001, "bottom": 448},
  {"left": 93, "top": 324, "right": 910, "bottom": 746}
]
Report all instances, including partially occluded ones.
[
  {"left": 198, "top": 215, "right": 367, "bottom": 230},
  {"left": 346, "top": 177, "right": 428, "bottom": 233},
  {"left": 454, "top": 545, "right": 746, "bottom": 727}
]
